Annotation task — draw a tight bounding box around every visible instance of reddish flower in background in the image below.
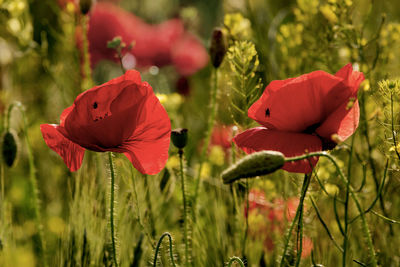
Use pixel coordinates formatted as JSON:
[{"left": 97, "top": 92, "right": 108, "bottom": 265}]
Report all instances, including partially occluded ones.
[
  {"left": 87, "top": 2, "right": 208, "bottom": 75},
  {"left": 246, "top": 189, "right": 313, "bottom": 257},
  {"left": 40, "top": 70, "right": 171, "bottom": 174},
  {"left": 234, "top": 64, "right": 364, "bottom": 173}
]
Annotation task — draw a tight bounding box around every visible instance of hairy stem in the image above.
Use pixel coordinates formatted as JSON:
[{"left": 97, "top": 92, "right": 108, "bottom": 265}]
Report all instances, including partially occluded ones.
[
  {"left": 108, "top": 152, "right": 118, "bottom": 267},
  {"left": 153, "top": 232, "right": 177, "bottom": 267},
  {"left": 179, "top": 149, "right": 190, "bottom": 266}
]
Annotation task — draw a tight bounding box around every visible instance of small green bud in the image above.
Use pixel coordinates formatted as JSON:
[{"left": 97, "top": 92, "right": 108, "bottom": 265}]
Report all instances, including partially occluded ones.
[
  {"left": 79, "top": 0, "right": 93, "bottom": 15},
  {"left": 171, "top": 128, "right": 188, "bottom": 149},
  {"left": 221, "top": 150, "right": 285, "bottom": 184},
  {"left": 2, "top": 131, "right": 18, "bottom": 167},
  {"left": 107, "top": 36, "right": 123, "bottom": 49},
  {"left": 210, "top": 27, "right": 227, "bottom": 68}
]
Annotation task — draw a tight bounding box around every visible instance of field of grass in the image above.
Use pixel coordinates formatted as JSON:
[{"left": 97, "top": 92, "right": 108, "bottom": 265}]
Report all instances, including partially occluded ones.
[{"left": 1, "top": 0, "right": 400, "bottom": 266}]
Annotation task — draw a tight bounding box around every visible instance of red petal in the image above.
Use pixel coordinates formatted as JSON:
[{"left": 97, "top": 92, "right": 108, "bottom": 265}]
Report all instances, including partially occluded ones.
[
  {"left": 40, "top": 124, "right": 85, "bottom": 172},
  {"left": 111, "top": 91, "right": 171, "bottom": 174},
  {"left": 316, "top": 100, "right": 359, "bottom": 141},
  {"left": 335, "top": 63, "right": 365, "bottom": 94},
  {"left": 248, "top": 71, "right": 346, "bottom": 132},
  {"left": 233, "top": 127, "right": 322, "bottom": 173},
  {"left": 64, "top": 70, "right": 149, "bottom": 149}
]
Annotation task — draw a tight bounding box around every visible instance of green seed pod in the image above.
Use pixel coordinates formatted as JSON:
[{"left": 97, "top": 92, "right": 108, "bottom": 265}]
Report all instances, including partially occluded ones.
[
  {"left": 221, "top": 150, "right": 285, "bottom": 184},
  {"left": 171, "top": 128, "right": 188, "bottom": 149},
  {"left": 2, "top": 131, "right": 18, "bottom": 167},
  {"left": 209, "top": 27, "right": 227, "bottom": 68},
  {"left": 79, "top": 0, "right": 93, "bottom": 15}
]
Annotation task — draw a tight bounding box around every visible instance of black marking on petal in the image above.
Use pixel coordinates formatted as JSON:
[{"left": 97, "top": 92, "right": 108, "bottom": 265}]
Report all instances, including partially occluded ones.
[
  {"left": 265, "top": 108, "right": 270, "bottom": 117},
  {"left": 93, "top": 102, "right": 98, "bottom": 109}
]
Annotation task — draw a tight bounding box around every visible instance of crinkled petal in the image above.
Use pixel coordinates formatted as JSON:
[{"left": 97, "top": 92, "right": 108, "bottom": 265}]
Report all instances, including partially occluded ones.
[
  {"left": 109, "top": 88, "right": 171, "bottom": 174},
  {"left": 233, "top": 127, "right": 322, "bottom": 173},
  {"left": 316, "top": 100, "right": 359, "bottom": 142},
  {"left": 40, "top": 124, "right": 85, "bottom": 172}
]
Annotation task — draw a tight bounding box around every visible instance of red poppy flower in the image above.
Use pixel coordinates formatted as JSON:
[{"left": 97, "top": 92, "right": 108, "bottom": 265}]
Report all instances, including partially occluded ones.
[
  {"left": 40, "top": 70, "right": 171, "bottom": 174},
  {"left": 87, "top": 2, "right": 208, "bottom": 75},
  {"left": 233, "top": 64, "right": 364, "bottom": 173}
]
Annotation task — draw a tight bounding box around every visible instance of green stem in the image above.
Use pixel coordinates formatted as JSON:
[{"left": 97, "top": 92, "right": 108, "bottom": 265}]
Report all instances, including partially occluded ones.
[
  {"left": 9, "top": 102, "right": 47, "bottom": 266},
  {"left": 227, "top": 256, "right": 245, "bottom": 267},
  {"left": 286, "top": 152, "right": 377, "bottom": 266},
  {"left": 179, "top": 149, "right": 189, "bottom": 266},
  {"left": 193, "top": 68, "right": 219, "bottom": 217},
  {"left": 81, "top": 14, "right": 93, "bottom": 91},
  {"left": 153, "top": 232, "right": 177, "bottom": 267},
  {"left": 390, "top": 93, "right": 400, "bottom": 161},
  {"left": 242, "top": 179, "right": 249, "bottom": 256},
  {"left": 143, "top": 174, "right": 156, "bottom": 238},
  {"left": 108, "top": 152, "right": 118, "bottom": 267},
  {"left": 280, "top": 173, "right": 311, "bottom": 267}
]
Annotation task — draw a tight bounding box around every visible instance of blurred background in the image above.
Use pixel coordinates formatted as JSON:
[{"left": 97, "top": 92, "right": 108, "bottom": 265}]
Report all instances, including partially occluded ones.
[{"left": 1, "top": 0, "right": 400, "bottom": 266}]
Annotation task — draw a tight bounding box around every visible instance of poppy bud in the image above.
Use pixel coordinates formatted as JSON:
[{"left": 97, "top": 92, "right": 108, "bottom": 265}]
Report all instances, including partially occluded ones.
[
  {"left": 221, "top": 150, "right": 285, "bottom": 184},
  {"left": 79, "top": 0, "right": 93, "bottom": 15},
  {"left": 2, "top": 131, "right": 18, "bottom": 167},
  {"left": 171, "top": 128, "right": 188, "bottom": 149},
  {"left": 107, "top": 36, "right": 123, "bottom": 50},
  {"left": 209, "top": 27, "right": 227, "bottom": 68}
]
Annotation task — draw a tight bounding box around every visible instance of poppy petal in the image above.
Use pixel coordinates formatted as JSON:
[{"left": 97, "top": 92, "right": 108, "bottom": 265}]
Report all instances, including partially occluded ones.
[
  {"left": 233, "top": 127, "right": 322, "bottom": 173},
  {"left": 335, "top": 63, "right": 365, "bottom": 94},
  {"left": 248, "top": 70, "right": 346, "bottom": 132},
  {"left": 40, "top": 124, "right": 85, "bottom": 172},
  {"left": 111, "top": 90, "right": 171, "bottom": 174},
  {"left": 316, "top": 100, "right": 360, "bottom": 142}
]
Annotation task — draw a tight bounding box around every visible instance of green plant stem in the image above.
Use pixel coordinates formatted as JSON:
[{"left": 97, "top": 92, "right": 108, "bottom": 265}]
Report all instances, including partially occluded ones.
[
  {"left": 242, "top": 179, "right": 249, "bottom": 256},
  {"left": 153, "top": 232, "right": 177, "bottom": 267},
  {"left": 280, "top": 173, "right": 311, "bottom": 267},
  {"left": 390, "top": 93, "right": 400, "bottom": 161},
  {"left": 108, "top": 152, "right": 118, "bottom": 267},
  {"left": 9, "top": 102, "right": 47, "bottom": 266},
  {"left": 143, "top": 174, "right": 156, "bottom": 238},
  {"left": 81, "top": 14, "right": 93, "bottom": 91},
  {"left": 179, "top": 149, "right": 189, "bottom": 266},
  {"left": 193, "top": 68, "right": 219, "bottom": 217},
  {"left": 286, "top": 152, "right": 377, "bottom": 267},
  {"left": 227, "top": 256, "right": 245, "bottom": 267}
]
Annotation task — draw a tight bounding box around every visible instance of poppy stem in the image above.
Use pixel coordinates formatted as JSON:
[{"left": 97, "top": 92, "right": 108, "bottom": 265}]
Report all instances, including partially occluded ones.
[
  {"left": 193, "top": 67, "right": 219, "bottom": 220},
  {"left": 108, "top": 152, "right": 119, "bottom": 267},
  {"left": 80, "top": 14, "right": 93, "bottom": 91},
  {"left": 279, "top": 173, "right": 310, "bottom": 267},
  {"left": 285, "top": 152, "right": 377, "bottom": 267},
  {"left": 153, "top": 232, "right": 177, "bottom": 267},
  {"left": 178, "top": 149, "right": 190, "bottom": 266},
  {"left": 227, "top": 256, "right": 245, "bottom": 267},
  {"left": 9, "top": 102, "right": 47, "bottom": 266}
]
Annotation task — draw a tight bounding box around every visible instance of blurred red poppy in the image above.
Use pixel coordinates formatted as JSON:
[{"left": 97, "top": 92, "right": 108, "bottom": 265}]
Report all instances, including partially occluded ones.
[
  {"left": 40, "top": 70, "right": 171, "bottom": 174},
  {"left": 246, "top": 189, "right": 313, "bottom": 257},
  {"left": 233, "top": 64, "right": 364, "bottom": 173},
  {"left": 87, "top": 2, "right": 208, "bottom": 75}
]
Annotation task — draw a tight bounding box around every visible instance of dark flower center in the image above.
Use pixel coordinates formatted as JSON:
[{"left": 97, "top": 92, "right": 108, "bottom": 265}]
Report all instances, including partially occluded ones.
[
  {"left": 93, "top": 102, "right": 98, "bottom": 109},
  {"left": 265, "top": 108, "right": 270, "bottom": 117}
]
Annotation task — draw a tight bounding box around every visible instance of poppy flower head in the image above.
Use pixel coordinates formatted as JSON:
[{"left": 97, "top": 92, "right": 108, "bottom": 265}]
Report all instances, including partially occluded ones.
[
  {"left": 234, "top": 64, "right": 364, "bottom": 173},
  {"left": 41, "top": 70, "right": 171, "bottom": 174}
]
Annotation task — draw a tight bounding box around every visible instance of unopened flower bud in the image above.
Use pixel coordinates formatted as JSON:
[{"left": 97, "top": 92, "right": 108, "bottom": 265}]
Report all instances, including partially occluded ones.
[
  {"left": 210, "top": 27, "right": 227, "bottom": 68},
  {"left": 2, "top": 131, "right": 18, "bottom": 167},
  {"left": 107, "top": 36, "right": 123, "bottom": 50},
  {"left": 222, "top": 150, "right": 285, "bottom": 184},
  {"left": 171, "top": 128, "right": 188, "bottom": 149},
  {"left": 79, "top": 0, "right": 93, "bottom": 15}
]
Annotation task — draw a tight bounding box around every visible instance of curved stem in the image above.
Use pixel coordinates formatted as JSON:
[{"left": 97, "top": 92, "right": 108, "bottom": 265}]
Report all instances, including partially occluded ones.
[
  {"left": 153, "top": 232, "right": 177, "bottom": 267},
  {"left": 108, "top": 152, "right": 118, "bottom": 267},
  {"left": 193, "top": 68, "right": 219, "bottom": 218},
  {"left": 227, "top": 256, "right": 245, "bottom": 267},
  {"left": 179, "top": 149, "right": 189, "bottom": 266},
  {"left": 286, "top": 152, "right": 377, "bottom": 266}
]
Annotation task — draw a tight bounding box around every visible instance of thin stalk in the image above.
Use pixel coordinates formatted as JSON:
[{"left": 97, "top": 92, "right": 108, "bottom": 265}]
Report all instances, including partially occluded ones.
[
  {"left": 193, "top": 68, "right": 219, "bottom": 217},
  {"left": 143, "top": 174, "right": 156, "bottom": 238},
  {"left": 80, "top": 14, "right": 93, "bottom": 91},
  {"left": 179, "top": 149, "right": 189, "bottom": 266},
  {"left": 279, "top": 173, "right": 311, "bottom": 267},
  {"left": 108, "top": 152, "right": 118, "bottom": 267},
  {"left": 286, "top": 152, "right": 377, "bottom": 266},
  {"left": 9, "top": 103, "right": 47, "bottom": 266},
  {"left": 153, "top": 232, "right": 177, "bottom": 267},
  {"left": 242, "top": 179, "right": 249, "bottom": 256},
  {"left": 295, "top": 174, "right": 311, "bottom": 267},
  {"left": 227, "top": 256, "right": 245, "bottom": 267}
]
